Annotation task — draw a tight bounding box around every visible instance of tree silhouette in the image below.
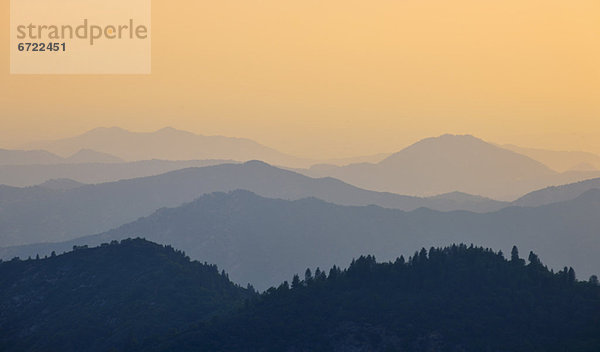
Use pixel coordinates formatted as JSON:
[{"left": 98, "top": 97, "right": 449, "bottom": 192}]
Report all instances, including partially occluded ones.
[
  {"left": 528, "top": 251, "right": 541, "bottom": 266},
  {"left": 568, "top": 267, "right": 576, "bottom": 284},
  {"left": 511, "top": 245, "right": 519, "bottom": 262},
  {"left": 291, "top": 274, "right": 301, "bottom": 289},
  {"left": 304, "top": 268, "right": 312, "bottom": 282}
]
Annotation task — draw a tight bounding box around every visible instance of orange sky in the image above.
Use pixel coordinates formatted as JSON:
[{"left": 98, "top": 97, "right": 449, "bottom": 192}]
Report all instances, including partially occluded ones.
[{"left": 1, "top": 0, "right": 599, "bottom": 158}]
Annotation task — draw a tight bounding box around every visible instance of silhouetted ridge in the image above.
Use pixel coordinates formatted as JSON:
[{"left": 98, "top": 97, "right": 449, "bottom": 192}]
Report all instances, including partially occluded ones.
[
  {"left": 26, "top": 126, "right": 310, "bottom": 167},
  {"left": 5, "top": 188, "right": 600, "bottom": 290},
  {"left": 304, "top": 134, "right": 573, "bottom": 200},
  {"left": 0, "top": 161, "right": 507, "bottom": 248},
  {"left": 514, "top": 177, "right": 600, "bottom": 207},
  {"left": 379, "top": 134, "right": 493, "bottom": 165},
  {"left": 147, "top": 244, "right": 600, "bottom": 352},
  {"left": 0, "top": 238, "right": 252, "bottom": 352}
]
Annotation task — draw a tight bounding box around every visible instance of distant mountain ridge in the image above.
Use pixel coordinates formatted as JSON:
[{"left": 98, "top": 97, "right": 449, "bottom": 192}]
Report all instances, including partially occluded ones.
[
  {"left": 15, "top": 130, "right": 600, "bottom": 196},
  {"left": 0, "top": 159, "right": 234, "bottom": 187},
  {"left": 0, "top": 148, "right": 63, "bottom": 165},
  {"left": 24, "top": 126, "right": 313, "bottom": 167},
  {"left": 38, "top": 178, "right": 85, "bottom": 190},
  {"left": 0, "top": 148, "right": 123, "bottom": 166},
  {"left": 304, "top": 134, "right": 600, "bottom": 200},
  {"left": 63, "top": 148, "right": 124, "bottom": 163},
  {"left": 5, "top": 189, "right": 600, "bottom": 290},
  {"left": 503, "top": 144, "right": 600, "bottom": 172},
  {"left": 0, "top": 161, "right": 507, "bottom": 247},
  {"left": 513, "top": 177, "right": 600, "bottom": 207}
]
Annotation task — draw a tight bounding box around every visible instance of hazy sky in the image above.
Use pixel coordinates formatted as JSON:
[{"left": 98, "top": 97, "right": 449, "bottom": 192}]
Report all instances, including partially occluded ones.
[{"left": 2, "top": 0, "right": 599, "bottom": 158}]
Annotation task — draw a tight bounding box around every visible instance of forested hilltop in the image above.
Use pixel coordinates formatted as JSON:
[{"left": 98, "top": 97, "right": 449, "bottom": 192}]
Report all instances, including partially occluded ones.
[
  {"left": 0, "top": 239, "right": 253, "bottom": 352},
  {"left": 147, "top": 244, "right": 600, "bottom": 352},
  {"left": 1, "top": 240, "right": 599, "bottom": 352}
]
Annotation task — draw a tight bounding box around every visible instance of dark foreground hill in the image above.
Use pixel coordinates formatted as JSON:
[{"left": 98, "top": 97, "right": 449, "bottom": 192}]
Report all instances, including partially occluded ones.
[
  {"left": 146, "top": 245, "right": 600, "bottom": 352},
  {"left": 7, "top": 189, "right": 600, "bottom": 290},
  {"left": 0, "top": 239, "right": 252, "bottom": 352}
]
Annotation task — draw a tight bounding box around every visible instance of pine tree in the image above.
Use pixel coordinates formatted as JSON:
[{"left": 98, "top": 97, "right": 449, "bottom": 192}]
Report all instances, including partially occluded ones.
[
  {"left": 305, "top": 268, "right": 313, "bottom": 282},
  {"left": 568, "top": 267, "right": 576, "bottom": 284},
  {"left": 291, "top": 274, "right": 301, "bottom": 289},
  {"left": 528, "top": 251, "right": 541, "bottom": 266},
  {"left": 511, "top": 246, "right": 519, "bottom": 262}
]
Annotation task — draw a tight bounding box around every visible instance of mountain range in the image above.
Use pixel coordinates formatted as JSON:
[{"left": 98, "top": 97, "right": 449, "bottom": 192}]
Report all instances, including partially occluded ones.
[
  {"left": 0, "top": 148, "right": 123, "bottom": 166},
  {"left": 303, "top": 134, "right": 600, "bottom": 200},
  {"left": 0, "top": 161, "right": 508, "bottom": 248},
  {"left": 0, "top": 159, "right": 233, "bottom": 187},
  {"left": 5, "top": 189, "right": 600, "bottom": 290},
  {"left": 6, "top": 130, "right": 600, "bottom": 200},
  {"left": 513, "top": 177, "right": 600, "bottom": 207},
  {"left": 503, "top": 144, "right": 600, "bottom": 172},
  {"left": 24, "top": 127, "right": 312, "bottom": 167}
]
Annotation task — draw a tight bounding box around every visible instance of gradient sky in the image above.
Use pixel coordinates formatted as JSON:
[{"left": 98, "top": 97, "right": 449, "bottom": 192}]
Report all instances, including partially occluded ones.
[{"left": 1, "top": 0, "right": 599, "bottom": 158}]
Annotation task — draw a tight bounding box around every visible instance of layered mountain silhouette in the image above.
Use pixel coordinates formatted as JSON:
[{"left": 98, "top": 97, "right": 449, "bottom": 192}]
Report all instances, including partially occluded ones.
[
  {"left": 6, "top": 189, "right": 600, "bottom": 290},
  {"left": 0, "top": 148, "right": 123, "bottom": 166},
  {"left": 0, "top": 148, "right": 64, "bottom": 165},
  {"left": 503, "top": 144, "right": 600, "bottom": 172},
  {"left": 3, "top": 240, "right": 598, "bottom": 352},
  {"left": 513, "top": 177, "right": 600, "bottom": 207},
  {"left": 304, "top": 134, "right": 600, "bottom": 200},
  {"left": 0, "top": 159, "right": 233, "bottom": 187},
  {"left": 320, "top": 151, "right": 391, "bottom": 166},
  {"left": 62, "top": 148, "right": 124, "bottom": 163},
  {"left": 38, "top": 178, "right": 85, "bottom": 191},
  {"left": 24, "top": 127, "right": 312, "bottom": 167},
  {"left": 0, "top": 161, "right": 507, "bottom": 247},
  {"left": 0, "top": 238, "right": 251, "bottom": 352},
  {"left": 14, "top": 131, "right": 600, "bottom": 198}
]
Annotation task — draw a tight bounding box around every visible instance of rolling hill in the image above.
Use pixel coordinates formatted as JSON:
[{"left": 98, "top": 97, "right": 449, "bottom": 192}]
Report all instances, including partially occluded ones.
[
  {"left": 0, "top": 161, "right": 506, "bottom": 247},
  {"left": 0, "top": 148, "right": 64, "bottom": 165},
  {"left": 146, "top": 245, "right": 600, "bottom": 352},
  {"left": 4, "top": 240, "right": 598, "bottom": 352},
  {"left": 513, "top": 177, "right": 600, "bottom": 207},
  {"left": 6, "top": 189, "right": 600, "bottom": 290},
  {"left": 0, "top": 238, "right": 252, "bottom": 352}
]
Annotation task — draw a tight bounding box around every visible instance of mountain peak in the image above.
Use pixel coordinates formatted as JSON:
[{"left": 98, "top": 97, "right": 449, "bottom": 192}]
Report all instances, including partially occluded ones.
[
  {"left": 379, "top": 133, "right": 529, "bottom": 167},
  {"left": 84, "top": 126, "right": 129, "bottom": 135},
  {"left": 243, "top": 159, "right": 272, "bottom": 167},
  {"left": 405, "top": 133, "right": 489, "bottom": 149},
  {"left": 154, "top": 126, "right": 194, "bottom": 136},
  {"left": 303, "top": 133, "right": 558, "bottom": 200}
]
